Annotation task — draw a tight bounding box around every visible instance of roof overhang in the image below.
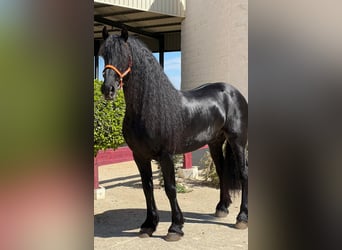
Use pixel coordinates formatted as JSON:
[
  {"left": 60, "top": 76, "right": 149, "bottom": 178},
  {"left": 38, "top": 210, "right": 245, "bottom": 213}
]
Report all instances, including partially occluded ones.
[{"left": 94, "top": 1, "right": 185, "bottom": 52}]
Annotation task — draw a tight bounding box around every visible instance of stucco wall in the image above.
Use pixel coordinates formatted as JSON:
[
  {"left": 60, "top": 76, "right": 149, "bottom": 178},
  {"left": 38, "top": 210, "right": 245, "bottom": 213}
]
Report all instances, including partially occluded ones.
[{"left": 181, "top": 0, "right": 248, "bottom": 99}]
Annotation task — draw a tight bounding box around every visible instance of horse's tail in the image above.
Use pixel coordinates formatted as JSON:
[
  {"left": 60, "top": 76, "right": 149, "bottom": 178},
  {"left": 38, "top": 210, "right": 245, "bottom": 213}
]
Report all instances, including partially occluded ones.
[{"left": 224, "top": 141, "right": 243, "bottom": 192}]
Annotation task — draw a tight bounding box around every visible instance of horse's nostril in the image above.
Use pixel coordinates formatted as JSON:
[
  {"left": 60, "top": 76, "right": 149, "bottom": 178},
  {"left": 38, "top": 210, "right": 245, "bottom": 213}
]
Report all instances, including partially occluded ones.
[{"left": 110, "top": 86, "right": 115, "bottom": 93}]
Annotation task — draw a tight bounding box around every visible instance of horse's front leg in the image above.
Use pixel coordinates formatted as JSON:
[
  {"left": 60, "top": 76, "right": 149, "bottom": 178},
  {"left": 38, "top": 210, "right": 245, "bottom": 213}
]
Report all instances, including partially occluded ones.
[
  {"left": 133, "top": 153, "right": 159, "bottom": 237},
  {"left": 159, "top": 152, "right": 184, "bottom": 241}
]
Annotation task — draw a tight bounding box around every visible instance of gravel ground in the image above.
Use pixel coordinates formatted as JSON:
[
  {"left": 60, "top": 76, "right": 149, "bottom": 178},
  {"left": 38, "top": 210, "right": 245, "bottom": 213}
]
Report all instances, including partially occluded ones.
[{"left": 94, "top": 161, "right": 248, "bottom": 250}]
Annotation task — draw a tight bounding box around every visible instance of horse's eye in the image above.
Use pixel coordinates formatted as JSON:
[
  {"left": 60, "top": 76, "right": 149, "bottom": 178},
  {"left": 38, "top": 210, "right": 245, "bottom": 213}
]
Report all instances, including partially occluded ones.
[{"left": 102, "top": 71, "right": 105, "bottom": 77}]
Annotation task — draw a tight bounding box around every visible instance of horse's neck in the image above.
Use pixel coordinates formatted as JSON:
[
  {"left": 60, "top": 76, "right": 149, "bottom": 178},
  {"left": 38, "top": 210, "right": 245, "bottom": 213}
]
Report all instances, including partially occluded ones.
[{"left": 123, "top": 75, "right": 180, "bottom": 117}]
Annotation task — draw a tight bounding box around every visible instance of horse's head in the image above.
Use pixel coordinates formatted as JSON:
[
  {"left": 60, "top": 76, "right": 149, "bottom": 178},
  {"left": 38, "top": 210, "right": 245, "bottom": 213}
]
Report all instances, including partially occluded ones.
[{"left": 99, "top": 26, "right": 132, "bottom": 100}]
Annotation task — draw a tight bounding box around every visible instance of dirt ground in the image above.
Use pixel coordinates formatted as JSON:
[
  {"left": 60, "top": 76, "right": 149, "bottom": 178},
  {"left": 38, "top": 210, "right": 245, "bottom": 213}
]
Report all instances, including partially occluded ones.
[{"left": 94, "top": 161, "right": 248, "bottom": 250}]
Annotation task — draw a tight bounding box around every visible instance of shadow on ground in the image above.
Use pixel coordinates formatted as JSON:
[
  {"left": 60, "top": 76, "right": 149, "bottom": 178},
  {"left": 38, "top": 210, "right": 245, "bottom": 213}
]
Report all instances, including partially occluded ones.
[
  {"left": 94, "top": 208, "right": 236, "bottom": 238},
  {"left": 99, "top": 171, "right": 159, "bottom": 190}
]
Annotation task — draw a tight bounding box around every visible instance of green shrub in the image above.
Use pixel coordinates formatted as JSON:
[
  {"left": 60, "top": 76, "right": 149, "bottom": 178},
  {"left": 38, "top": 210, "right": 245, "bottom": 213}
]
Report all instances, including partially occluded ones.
[
  {"left": 94, "top": 79, "right": 126, "bottom": 156},
  {"left": 176, "top": 183, "right": 192, "bottom": 193}
]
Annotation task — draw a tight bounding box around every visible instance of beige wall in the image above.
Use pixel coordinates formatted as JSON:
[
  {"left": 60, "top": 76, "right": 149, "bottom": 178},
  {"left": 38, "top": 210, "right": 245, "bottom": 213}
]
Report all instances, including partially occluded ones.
[{"left": 181, "top": 0, "right": 248, "bottom": 98}]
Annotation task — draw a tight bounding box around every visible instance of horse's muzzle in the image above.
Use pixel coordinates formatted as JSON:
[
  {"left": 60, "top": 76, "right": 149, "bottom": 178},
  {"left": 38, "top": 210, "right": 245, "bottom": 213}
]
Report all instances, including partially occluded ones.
[{"left": 101, "top": 84, "right": 115, "bottom": 100}]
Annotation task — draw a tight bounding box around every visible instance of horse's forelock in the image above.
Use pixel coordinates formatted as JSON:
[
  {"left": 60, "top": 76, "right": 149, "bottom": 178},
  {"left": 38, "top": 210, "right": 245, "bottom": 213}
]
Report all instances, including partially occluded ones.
[{"left": 100, "top": 35, "right": 131, "bottom": 67}]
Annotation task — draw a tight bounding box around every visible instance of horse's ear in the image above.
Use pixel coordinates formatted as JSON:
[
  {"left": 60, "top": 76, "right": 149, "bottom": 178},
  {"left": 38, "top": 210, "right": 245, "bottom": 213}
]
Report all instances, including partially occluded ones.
[
  {"left": 102, "top": 26, "right": 109, "bottom": 40},
  {"left": 121, "top": 28, "right": 128, "bottom": 42}
]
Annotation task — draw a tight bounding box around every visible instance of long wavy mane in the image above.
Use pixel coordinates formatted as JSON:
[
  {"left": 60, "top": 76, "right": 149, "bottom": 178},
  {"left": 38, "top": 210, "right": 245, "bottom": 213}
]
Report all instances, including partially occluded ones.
[{"left": 100, "top": 35, "right": 184, "bottom": 152}]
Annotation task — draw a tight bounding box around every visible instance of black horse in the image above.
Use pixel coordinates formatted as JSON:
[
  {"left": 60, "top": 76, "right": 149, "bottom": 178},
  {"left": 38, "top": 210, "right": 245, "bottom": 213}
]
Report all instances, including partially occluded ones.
[{"left": 100, "top": 27, "right": 248, "bottom": 241}]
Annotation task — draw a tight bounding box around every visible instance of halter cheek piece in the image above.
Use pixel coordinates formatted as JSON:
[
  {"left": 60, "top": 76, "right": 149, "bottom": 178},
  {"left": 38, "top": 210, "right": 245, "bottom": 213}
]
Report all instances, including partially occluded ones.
[
  {"left": 103, "top": 62, "right": 131, "bottom": 89},
  {"left": 103, "top": 57, "right": 132, "bottom": 89}
]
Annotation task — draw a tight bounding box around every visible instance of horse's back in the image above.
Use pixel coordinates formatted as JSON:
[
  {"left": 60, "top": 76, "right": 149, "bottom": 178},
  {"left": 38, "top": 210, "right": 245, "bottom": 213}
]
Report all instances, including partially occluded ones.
[
  {"left": 182, "top": 82, "right": 247, "bottom": 113},
  {"left": 183, "top": 82, "right": 244, "bottom": 100}
]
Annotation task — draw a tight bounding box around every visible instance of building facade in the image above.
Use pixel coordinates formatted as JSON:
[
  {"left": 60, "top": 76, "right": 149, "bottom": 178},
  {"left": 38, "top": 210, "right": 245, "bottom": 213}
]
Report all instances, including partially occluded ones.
[{"left": 181, "top": 0, "right": 248, "bottom": 98}]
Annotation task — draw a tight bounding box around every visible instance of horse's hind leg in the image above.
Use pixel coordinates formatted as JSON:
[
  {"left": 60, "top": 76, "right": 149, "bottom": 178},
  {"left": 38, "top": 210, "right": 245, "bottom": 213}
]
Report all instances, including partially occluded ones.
[
  {"left": 209, "top": 138, "right": 232, "bottom": 218},
  {"left": 133, "top": 153, "right": 159, "bottom": 237},
  {"left": 159, "top": 151, "right": 184, "bottom": 241},
  {"left": 228, "top": 136, "right": 248, "bottom": 229}
]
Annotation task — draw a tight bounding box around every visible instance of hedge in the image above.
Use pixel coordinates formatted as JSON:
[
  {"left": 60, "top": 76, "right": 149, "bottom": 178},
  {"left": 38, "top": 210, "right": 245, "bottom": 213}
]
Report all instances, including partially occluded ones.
[{"left": 94, "top": 79, "right": 125, "bottom": 156}]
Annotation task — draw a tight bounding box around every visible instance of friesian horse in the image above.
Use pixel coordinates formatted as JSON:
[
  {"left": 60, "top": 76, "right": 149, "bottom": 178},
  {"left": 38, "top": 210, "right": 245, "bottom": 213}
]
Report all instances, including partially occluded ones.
[{"left": 100, "top": 27, "right": 248, "bottom": 241}]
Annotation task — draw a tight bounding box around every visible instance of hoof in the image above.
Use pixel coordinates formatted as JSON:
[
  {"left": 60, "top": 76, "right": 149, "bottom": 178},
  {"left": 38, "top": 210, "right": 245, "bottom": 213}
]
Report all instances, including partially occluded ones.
[
  {"left": 235, "top": 221, "right": 248, "bottom": 229},
  {"left": 138, "top": 228, "right": 154, "bottom": 238},
  {"left": 164, "top": 232, "right": 183, "bottom": 242},
  {"left": 215, "top": 210, "right": 228, "bottom": 218}
]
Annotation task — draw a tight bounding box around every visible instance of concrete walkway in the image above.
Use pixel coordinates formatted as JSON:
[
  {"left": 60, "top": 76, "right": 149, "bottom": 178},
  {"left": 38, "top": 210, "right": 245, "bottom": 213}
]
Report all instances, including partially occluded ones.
[{"left": 94, "top": 161, "right": 248, "bottom": 249}]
